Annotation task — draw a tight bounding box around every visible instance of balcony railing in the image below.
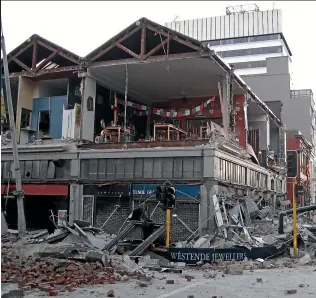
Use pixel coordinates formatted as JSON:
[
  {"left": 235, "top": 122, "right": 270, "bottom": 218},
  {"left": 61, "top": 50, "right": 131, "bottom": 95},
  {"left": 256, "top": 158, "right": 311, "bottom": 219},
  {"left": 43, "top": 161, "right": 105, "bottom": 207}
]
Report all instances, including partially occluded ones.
[{"left": 291, "top": 89, "right": 314, "bottom": 102}]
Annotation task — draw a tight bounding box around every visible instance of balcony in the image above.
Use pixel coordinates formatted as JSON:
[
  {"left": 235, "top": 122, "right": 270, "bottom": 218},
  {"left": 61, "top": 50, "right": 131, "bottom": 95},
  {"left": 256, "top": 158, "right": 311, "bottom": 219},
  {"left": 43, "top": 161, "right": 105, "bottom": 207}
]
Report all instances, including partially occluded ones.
[{"left": 291, "top": 89, "right": 315, "bottom": 106}]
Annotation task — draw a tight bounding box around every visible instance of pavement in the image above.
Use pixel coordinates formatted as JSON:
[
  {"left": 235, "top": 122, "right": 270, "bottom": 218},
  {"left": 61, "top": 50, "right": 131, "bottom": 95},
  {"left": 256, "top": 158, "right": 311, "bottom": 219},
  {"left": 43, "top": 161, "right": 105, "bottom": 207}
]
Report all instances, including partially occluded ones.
[{"left": 2, "top": 266, "right": 316, "bottom": 298}]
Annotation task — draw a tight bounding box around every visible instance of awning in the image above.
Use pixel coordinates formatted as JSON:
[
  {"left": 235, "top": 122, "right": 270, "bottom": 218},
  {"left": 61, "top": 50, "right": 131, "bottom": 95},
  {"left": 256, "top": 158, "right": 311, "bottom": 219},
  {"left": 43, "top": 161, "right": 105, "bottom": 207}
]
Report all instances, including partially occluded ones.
[{"left": 1, "top": 184, "right": 68, "bottom": 196}]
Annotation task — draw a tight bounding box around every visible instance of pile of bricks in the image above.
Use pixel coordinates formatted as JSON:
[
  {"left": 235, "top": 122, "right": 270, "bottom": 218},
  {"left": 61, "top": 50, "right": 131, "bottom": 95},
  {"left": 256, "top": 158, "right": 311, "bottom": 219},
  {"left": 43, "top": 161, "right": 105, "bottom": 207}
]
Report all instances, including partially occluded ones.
[{"left": 1, "top": 255, "right": 118, "bottom": 296}]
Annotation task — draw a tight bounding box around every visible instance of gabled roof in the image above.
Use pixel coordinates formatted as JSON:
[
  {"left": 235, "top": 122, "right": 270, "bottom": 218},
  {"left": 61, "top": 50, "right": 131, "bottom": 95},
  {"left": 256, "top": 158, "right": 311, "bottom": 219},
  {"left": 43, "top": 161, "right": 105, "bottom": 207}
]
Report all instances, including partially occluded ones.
[
  {"left": 1, "top": 17, "right": 282, "bottom": 127},
  {"left": 85, "top": 17, "right": 207, "bottom": 63},
  {"left": 1, "top": 34, "right": 82, "bottom": 77}
]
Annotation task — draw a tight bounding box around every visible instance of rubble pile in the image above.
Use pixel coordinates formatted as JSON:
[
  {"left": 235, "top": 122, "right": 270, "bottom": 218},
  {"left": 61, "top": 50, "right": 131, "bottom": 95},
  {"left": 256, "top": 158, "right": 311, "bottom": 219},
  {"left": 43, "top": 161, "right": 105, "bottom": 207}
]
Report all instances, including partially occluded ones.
[
  {"left": 1, "top": 244, "right": 147, "bottom": 296},
  {"left": 174, "top": 194, "right": 316, "bottom": 261},
  {"left": 1, "top": 199, "right": 316, "bottom": 297}
]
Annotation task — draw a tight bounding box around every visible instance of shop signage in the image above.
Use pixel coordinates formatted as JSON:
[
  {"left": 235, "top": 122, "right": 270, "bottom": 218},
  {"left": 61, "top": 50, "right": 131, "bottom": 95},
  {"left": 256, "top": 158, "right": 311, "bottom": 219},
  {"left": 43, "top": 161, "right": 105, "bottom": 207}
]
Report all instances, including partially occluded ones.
[
  {"left": 132, "top": 184, "right": 200, "bottom": 199},
  {"left": 83, "top": 184, "right": 130, "bottom": 197},
  {"left": 168, "top": 247, "right": 280, "bottom": 265}
]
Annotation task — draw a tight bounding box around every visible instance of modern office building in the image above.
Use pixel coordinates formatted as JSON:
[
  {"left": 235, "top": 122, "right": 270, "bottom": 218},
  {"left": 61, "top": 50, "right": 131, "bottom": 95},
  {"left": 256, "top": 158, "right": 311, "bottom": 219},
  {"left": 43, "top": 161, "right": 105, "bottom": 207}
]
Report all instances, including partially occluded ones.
[
  {"left": 165, "top": 4, "right": 315, "bottom": 203},
  {"left": 164, "top": 4, "right": 292, "bottom": 75}
]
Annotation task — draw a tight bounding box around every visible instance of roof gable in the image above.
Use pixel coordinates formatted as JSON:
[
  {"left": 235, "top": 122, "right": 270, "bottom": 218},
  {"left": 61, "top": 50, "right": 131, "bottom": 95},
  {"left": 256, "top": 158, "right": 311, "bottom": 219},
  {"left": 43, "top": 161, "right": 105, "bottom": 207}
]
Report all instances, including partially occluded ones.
[
  {"left": 85, "top": 17, "right": 206, "bottom": 64},
  {"left": 2, "top": 34, "right": 81, "bottom": 77}
]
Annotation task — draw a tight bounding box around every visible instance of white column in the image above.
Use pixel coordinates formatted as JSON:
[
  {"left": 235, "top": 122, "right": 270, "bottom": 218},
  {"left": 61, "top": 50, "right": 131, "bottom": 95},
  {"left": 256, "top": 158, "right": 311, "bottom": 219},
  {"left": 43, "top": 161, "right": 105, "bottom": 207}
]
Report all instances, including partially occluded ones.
[{"left": 81, "top": 76, "right": 96, "bottom": 142}]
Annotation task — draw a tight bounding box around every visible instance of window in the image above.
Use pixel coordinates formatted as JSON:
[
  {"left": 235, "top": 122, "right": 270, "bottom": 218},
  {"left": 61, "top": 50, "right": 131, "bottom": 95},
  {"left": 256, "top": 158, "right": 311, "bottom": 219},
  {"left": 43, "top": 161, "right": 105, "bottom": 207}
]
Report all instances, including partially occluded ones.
[
  {"left": 217, "top": 46, "right": 283, "bottom": 58},
  {"left": 230, "top": 60, "right": 267, "bottom": 70},
  {"left": 207, "top": 34, "right": 281, "bottom": 47},
  {"left": 21, "top": 108, "right": 31, "bottom": 128}
]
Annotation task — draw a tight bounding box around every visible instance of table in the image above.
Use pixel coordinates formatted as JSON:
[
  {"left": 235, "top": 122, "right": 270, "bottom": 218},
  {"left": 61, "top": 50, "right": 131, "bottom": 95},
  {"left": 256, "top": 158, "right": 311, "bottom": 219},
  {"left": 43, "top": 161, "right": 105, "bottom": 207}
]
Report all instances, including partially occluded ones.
[
  {"left": 153, "top": 124, "right": 187, "bottom": 142},
  {"left": 103, "top": 126, "right": 132, "bottom": 143}
]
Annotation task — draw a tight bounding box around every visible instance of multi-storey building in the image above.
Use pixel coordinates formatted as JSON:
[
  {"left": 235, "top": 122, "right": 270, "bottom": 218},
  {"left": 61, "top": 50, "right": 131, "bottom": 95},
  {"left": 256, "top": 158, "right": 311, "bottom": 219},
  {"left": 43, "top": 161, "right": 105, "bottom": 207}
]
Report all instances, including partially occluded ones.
[
  {"left": 165, "top": 4, "right": 315, "bottom": 203},
  {"left": 164, "top": 4, "right": 291, "bottom": 76},
  {"left": 1, "top": 17, "right": 287, "bottom": 236}
]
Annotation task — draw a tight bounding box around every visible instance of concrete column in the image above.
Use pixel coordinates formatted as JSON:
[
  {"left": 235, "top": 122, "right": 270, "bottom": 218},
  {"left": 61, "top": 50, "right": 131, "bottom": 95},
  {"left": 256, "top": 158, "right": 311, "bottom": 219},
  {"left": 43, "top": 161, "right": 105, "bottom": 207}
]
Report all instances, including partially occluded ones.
[
  {"left": 69, "top": 183, "right": 83, "bottom": 225},
  {"left": 199, "top": 181, "right": 218, "bottom": 236},
  {"left": 81, "top": 76, "right": 97, "bottom": 142}
]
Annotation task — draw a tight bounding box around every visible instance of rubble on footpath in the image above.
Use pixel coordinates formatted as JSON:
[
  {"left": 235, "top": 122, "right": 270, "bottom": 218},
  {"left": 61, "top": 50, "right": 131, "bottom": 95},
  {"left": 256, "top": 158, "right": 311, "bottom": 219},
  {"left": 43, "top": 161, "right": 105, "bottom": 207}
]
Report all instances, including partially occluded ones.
[
  {"left": 1, "top": 243, "right": 150, "bottom": 296},
  {"left": 1, "top": 198, "right": 316, "bottom": 297}
]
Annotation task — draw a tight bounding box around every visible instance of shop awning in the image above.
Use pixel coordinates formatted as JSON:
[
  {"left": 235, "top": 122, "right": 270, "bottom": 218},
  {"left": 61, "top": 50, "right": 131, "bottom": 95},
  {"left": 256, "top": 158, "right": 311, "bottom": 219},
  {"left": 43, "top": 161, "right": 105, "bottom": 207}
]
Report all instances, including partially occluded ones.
[{"left": 1, "top": 184, "right": 68, "bottom": 196}]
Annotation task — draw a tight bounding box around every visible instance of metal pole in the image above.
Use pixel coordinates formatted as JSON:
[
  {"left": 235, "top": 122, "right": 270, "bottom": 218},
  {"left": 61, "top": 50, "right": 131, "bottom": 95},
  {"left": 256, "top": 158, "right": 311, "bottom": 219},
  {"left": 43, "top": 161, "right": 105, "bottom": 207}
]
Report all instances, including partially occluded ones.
[
  {"left": 1, "top": 20, "right": 27, "bottom": 237},
  {"left": 173, "top": 214, "right": 194, "bottom": 234},
  {"left": 292, "top": 182, "right": 298, "bottom": 257},
  {"left": 124, "top": 63, "right": 128, "bottom": 143},
  {"left": 165, "top": 208, "right": 171, "bottom": 248}
]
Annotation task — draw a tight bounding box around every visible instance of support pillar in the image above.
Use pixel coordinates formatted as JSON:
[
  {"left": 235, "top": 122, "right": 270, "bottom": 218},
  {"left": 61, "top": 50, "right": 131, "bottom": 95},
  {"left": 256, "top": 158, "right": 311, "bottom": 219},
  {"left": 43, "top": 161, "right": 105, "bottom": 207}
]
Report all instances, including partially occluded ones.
[
  {"left": 80, "top": 75, "right": 96, "bottom": 142},
  {"left": 199, "top": 181, "right": 218, "bottom": 236},
  {"left": 69, "top": 183, "right": 83, "bottom": 225},
  {"left": 220, "top": 76, "right": 229, "bottom": 137}
]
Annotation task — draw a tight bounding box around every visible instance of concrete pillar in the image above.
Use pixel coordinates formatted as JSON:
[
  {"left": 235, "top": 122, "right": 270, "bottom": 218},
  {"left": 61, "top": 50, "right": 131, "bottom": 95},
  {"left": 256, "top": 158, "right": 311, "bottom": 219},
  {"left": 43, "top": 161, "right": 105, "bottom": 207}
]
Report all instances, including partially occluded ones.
[
  {"left": 81, "top": 76, "right": 97, "bottom": 142},
  {"left": 199, "top": 181, "right": 218, "bottom": 236},
  {"left": 69, "top": 183, "right": 83, "bottom": 225}
]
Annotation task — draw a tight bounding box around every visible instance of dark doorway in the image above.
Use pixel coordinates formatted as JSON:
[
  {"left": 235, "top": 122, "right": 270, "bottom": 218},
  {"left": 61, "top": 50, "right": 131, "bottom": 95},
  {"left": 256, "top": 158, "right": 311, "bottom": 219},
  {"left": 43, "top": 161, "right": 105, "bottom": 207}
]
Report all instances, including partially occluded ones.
[
  {"left": 38, "top": 110, "right": 50, "bottom": 135},
  {"left": 1, "top": 196, "right": 68, "bottom": 233}
]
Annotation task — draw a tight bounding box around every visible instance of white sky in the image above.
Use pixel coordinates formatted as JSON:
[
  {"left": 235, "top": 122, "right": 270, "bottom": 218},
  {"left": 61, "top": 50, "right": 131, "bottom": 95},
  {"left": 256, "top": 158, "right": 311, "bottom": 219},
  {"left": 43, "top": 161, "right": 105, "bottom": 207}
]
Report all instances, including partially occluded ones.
[{"left": 1, "top": 1, "right": 316, "bottom": 92}]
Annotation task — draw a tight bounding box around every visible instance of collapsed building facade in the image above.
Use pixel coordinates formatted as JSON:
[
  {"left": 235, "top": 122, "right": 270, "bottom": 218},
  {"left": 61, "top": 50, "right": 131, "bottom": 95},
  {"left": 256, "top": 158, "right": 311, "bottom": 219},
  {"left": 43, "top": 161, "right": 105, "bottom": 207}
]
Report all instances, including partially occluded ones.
[{"left": 1, "top": 18, "right": 287, "bottom": 241}]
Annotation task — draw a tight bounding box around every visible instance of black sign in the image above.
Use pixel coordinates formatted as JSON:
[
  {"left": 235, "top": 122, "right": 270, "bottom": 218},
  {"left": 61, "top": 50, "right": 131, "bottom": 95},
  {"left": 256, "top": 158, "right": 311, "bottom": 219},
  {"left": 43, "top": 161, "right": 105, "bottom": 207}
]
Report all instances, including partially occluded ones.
[
  {"left": 169, "top": 247, "right": 280, "bottom": 265},
  {"left": 83, "top": 184, "right": 130, "bottom": 197}
]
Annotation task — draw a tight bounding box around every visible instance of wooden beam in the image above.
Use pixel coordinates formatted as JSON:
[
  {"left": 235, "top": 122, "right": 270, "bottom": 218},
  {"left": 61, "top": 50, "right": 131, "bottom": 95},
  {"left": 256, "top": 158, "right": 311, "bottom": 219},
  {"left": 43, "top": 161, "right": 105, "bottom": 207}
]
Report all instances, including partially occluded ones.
[
  {"left": 35, "top": 65, "right": 80, "bottom": 76},
  {"left": 143, "top": 37, "right": 172, "bottom": 60},
  {"left": 9, "top": 71, "right": 27, "bottom": 78},
  {"left": 140, "top": 23, "right": 147, "bottom": 59},
  {"left": 34, "top": 50, "right": 59, "bottom": 72},
  {"left": 7, "top": 41, "right": 34, "bottom": 64},
  {"left": 146, "top": 24, "right": 201, "bottom": 51},
  {"left": 12, "top": 58, "right": 31, "bottom": 71},
  {"left": 115, "top": 42, "right": 140, "bottom": 60},
  {"left": 32, "top": 41, "right": 38, "bottom": 70},
  {"left": 37, "top": 40, "right": 79, "bottom": 64},
  {"left": 89, "top": 52, "right": 200, "bottom": 68},
  {"left": 90, "top": 25, "right": 142, "bottom": 62}
]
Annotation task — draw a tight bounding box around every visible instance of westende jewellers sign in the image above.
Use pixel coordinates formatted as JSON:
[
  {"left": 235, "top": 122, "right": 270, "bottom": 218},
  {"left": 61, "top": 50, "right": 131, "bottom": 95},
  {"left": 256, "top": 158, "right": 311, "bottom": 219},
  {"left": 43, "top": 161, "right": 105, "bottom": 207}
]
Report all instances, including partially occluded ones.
[{"left": 169, "top": 247, "right": 279, "bottom": 265}]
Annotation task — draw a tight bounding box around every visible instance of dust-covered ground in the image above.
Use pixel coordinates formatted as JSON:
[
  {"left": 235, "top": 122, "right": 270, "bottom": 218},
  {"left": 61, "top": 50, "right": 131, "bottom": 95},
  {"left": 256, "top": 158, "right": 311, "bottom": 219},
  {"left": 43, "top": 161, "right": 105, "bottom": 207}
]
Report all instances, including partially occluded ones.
[{"left": 2, "top": 266, "right": 316, "bottom": 298}]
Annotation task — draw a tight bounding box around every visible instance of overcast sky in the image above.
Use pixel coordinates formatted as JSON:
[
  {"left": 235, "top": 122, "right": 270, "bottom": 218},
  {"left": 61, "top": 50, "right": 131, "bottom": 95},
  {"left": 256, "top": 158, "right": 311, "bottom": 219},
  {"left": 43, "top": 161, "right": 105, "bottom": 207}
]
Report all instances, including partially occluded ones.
[{"left": 1, "top": 1, "right": 315, "bottom": 92}]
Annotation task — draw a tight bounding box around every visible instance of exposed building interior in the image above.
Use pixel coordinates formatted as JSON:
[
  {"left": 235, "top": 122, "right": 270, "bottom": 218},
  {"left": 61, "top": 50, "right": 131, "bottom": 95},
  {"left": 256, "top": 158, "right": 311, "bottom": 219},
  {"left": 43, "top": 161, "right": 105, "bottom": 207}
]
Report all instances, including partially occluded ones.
[{"left": 1, "top": 17, "right": 288, "bottom": 232}]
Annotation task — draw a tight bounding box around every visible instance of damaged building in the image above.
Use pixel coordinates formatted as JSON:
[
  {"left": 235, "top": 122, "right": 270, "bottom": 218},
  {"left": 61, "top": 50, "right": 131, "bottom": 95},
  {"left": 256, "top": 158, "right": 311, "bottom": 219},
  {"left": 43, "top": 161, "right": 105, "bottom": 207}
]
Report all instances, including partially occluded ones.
[{"left": 1, "top": 18, "right": 287, "bottom": 241}]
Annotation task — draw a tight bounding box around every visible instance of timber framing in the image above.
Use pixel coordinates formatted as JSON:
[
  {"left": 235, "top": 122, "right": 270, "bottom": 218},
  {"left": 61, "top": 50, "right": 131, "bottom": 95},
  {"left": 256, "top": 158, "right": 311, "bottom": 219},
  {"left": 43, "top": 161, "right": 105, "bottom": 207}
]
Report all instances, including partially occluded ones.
[
  {"left": 1, "top": 34, "right": 82, "bottom": 78},
  {"left": 0, "top": 17, "right": 281, "bottom": 126},
  {"left": 85, "top": 17, "right": 207, "bottom": 65}
]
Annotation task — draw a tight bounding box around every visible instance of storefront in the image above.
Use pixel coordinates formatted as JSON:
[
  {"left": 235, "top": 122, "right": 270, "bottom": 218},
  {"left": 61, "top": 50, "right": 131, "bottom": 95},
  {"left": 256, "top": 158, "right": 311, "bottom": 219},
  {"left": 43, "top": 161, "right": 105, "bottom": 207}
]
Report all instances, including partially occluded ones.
[
  {"left": 82, "top": 184, "right": 131, "bottom": 233},
  {"left": 1, "top": 184, "right": 68, "bottom": 231},
  {"left": 132, "top": 184, "right": 201, "bottom": 242}
]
